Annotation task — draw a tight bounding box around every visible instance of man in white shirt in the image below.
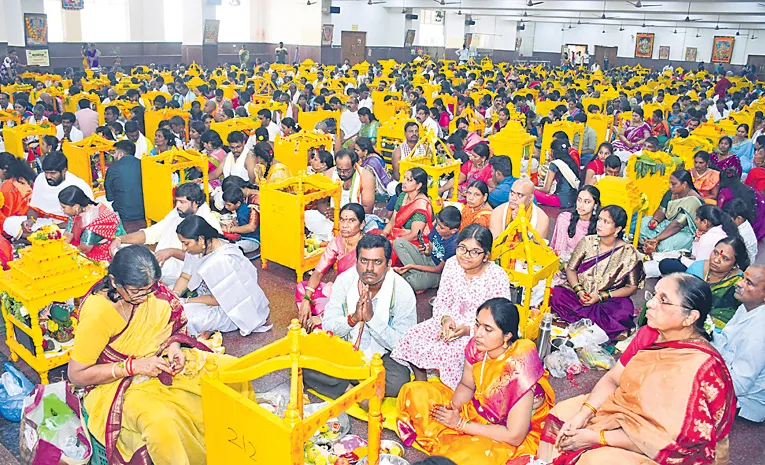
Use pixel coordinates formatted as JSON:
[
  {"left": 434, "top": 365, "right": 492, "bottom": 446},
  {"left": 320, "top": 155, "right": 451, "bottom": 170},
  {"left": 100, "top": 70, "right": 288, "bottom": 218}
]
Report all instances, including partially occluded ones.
[
  {"left": 456, "top": 44, "right": 470, "bottom": 63},
  {"left": 178, "top": 83, "right": 196, "bottom": 106},
  {"left": 303, "top": 234, "right": 415, "bottom": 399},
  {"left": 102, "top": 88, "right": 118, "bottom": 104},
  {"left": 340, "top": 97, "right": 362, "bottom": 144},
  {"left": 56, "top": 112, "right": 84, "bottom": 143},
  {"left": 4, "top": 151, "right": 94, "bottom": 238},
  {"left": 415, "top": 105, "right": 440, "bottom": 138},
  {"left": 358, "top": 85, "right": 373, "bottom": 111},
  {"left": 712, "top": 264, "right": 765, "bottom": 423},
  {"left": 256, "top": 108, "right": 280, "bottom": 142},
  {"left": 110, "top": 183, "right": 222, "bottom": 287},
  {"left": 721, "top": 199, "right": 759, "bottom": 265},
  {"left": 707, "top": 99, "right": 730, "bottom": 122},
  {"left": 124, "top": 121, "right": 153, "bottom": 159}
]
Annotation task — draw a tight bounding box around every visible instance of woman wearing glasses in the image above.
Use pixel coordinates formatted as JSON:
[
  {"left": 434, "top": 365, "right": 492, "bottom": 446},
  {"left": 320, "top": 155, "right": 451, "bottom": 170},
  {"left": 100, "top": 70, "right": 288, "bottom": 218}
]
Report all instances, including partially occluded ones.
[
  {"left": 172, "top": 215, "right": 271, "bottom": 337},
  {"left": 392, "top": 224, "right": 511, "bottom": 390},
  {"left": 68, "top": 245, "right": 254, "bottom": 465},
  {"left": 539, "top": 273, "right": 736, "bottom": 465},
  {"left": 550, "top": 205, "right": 644, "bottom": 340}
]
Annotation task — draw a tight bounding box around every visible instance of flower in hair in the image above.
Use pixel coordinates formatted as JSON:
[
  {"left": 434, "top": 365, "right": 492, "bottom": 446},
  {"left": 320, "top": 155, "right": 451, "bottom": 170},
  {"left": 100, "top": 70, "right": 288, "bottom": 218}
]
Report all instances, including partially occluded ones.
[{"left": 703, "top": 314, "right": 715, "bottom": 336}]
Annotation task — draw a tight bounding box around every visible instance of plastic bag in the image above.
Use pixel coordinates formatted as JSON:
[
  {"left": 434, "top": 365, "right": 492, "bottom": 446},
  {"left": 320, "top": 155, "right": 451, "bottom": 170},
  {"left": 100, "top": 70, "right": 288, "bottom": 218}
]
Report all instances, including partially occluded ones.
[
  {"left": 577, "top": 344, "right": 616, "bottom": 371},
  {"left": 0, "top": 362, "right": 35, "bottom": 422},
  {"left": 19, "top": 382, "right": 92, "bottom": 465},
  {"left": 568, "top": 319, "right": 609, "bottom": 348},
  {"left": 544, "top": 346, "right": 585, "bottom": 378}
]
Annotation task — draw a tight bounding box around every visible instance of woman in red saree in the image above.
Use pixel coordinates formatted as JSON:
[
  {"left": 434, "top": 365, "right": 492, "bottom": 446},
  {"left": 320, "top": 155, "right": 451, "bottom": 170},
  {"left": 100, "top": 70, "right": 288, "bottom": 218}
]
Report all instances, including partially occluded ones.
[
  {"left": 296, "top": 203, "right": 365, "bottom": 332},
  {"left": 68, "top": 245, "right": 252, "bottom": 465},
  {"left": 397, "top": 298, "right": 555, "bottom": 465},
  {"left": 381, "top": 167, "right": 434, "bottom": 263},
  {"left": 58, "top": 185, "right": 125, "bottom": 262},
  {"left": 538, "top": 273, "right": 736, "bottom": 465}
]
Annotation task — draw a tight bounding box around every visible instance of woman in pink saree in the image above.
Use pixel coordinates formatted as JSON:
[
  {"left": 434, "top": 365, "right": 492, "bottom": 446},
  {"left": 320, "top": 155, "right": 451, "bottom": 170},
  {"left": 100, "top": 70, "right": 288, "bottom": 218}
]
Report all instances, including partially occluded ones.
[
  {"left": 612, "top": 108, "right": 652, "bottom": 156},
  {"left": 297, "top": 203, "right": 365, "bottom": 332}
]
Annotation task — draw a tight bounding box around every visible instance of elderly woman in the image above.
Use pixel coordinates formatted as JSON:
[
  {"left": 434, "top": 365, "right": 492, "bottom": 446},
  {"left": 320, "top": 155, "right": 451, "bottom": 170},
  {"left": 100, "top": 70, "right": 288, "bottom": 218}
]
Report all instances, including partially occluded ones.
[
  {"left": 148, "top": 128, "right": 177, "bottom": 156},
  {"left": 550, "top": 185, "right": 600, "bottom": 263},
  {"left": 59, "top": 185, "right": 125, "bottom": 262},
  {"left": 539, "top": 273, "right": 736, "bottom": 465},
  {"left": 392, "top": 224, "right": 511, "bottom": 389},
  {"left": 551, "top": 205, "right": 644, "bottom": 340},
  {"left": 397, "top": 297, "right": 555, "bottom": 465},
  {"left": 640, "top": 170, "right": 704, "bottom": 254},
  {"left": 296, "top": 203, "right": 365, "bottom": 332},
  {"left": 68, "top": 245, "right": 254, "bottom": 465},
  {"left": 459, "top": 180, "right": 493, "bottom": 229}
]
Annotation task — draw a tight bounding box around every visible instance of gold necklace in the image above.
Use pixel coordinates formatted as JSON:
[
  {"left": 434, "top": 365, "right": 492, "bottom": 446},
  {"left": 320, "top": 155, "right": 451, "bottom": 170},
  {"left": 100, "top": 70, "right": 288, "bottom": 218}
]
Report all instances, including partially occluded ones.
[{"left": 117, "top": 299, "right": 131, "bottom": 320}]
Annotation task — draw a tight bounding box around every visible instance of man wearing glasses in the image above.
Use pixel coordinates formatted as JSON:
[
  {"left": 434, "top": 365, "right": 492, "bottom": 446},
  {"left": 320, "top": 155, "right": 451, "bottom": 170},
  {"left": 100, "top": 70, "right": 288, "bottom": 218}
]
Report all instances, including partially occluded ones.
[
  {"left": 304, "top": 234, "right": 416, "bottom": 401},
  {"left": 712, "top": 264, "right": 765, "bottom": 423}
]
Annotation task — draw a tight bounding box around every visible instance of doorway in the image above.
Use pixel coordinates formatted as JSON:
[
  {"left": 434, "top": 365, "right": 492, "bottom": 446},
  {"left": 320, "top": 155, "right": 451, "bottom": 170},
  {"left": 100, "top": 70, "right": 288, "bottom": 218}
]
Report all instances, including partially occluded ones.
[
  {"left": 341, "top": 31, "right": 367, "bottom": 66},
  {"left": 747, "top": 55, "right": 764, "bottom": 80},
  {"left": 594, "top": 45, "right": 617, "bottom": 70},
  {"left": 562, "top": 44, "right": 588, "bottom": 66}
]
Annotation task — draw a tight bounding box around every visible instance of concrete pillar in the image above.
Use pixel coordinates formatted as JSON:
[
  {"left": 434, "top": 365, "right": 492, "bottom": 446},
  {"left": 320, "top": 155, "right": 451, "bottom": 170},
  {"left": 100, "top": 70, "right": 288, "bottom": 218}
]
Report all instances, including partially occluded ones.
[
  {"left": 128, "top": 0, "right": 165, "bottom": 43},
  {"left": 61, "top": 9, "right": 82, "bottom": 43},
  {"left": 180, "top": 0, "right": 205, "bottom": 64}
]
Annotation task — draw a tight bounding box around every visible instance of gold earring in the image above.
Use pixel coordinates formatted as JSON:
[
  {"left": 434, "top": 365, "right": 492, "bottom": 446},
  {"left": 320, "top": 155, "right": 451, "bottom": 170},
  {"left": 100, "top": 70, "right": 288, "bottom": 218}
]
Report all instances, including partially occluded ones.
[{"left": 502, "top": 341, "right": 508, "bottom": 349}]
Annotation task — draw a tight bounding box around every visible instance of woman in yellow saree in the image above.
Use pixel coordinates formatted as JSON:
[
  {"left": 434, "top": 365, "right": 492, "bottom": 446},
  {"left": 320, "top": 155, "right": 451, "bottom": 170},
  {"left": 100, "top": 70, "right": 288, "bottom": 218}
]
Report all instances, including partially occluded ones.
[
  {"left": 397, "top": 297, "right": 555, "bottom": 465},
  {"left": 68, "top": 245, "right": 251, "bottom": 465},
  {"left": 538, "top": 273, "right": 736, "bottom": 465}
]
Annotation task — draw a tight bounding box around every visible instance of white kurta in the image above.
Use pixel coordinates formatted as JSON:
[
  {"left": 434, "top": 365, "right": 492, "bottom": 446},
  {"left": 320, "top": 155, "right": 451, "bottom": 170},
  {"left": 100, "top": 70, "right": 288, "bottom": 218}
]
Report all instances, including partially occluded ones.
[{"left": 182, "top": 243, "right": 271, "bottom": 336}]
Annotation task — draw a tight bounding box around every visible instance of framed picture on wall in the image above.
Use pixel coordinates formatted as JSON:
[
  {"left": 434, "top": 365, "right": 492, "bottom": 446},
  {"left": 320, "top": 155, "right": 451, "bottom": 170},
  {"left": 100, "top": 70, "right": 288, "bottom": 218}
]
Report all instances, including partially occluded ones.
[
  {"left": 24, "top": 13, "right": 48, "bottom": 47},
  {"left": 711, "top": 37, "right": 734, "bottom": 63},
  {"left": 659, "top": 46, "right": 670, "bottom": 60},
  {"left": 685, "top": 47, "right": 698, "bottom": 62},
  {"left": 321, "top": 24, "right": 334, "bottom": 46},
  {"left": 634, "top": 33, "right": 654, "bottom": 58},
  {"left": 61, "top": 0, "right": 83, "bottom": 9},
  {"left": 203, "top": 19, "right": 220, "bottom": 45},
  {"left": 404, "top": 29, "right": 416, "bottom": 47}
]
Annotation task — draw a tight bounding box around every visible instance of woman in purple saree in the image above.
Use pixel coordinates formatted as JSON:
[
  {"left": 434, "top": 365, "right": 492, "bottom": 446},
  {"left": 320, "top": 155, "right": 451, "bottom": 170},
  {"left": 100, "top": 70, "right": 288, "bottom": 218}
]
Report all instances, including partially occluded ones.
[
  {"left": 551, "top": 206, "right": 644, "bottom": 340},
  {"left": 717, "top": 166, "right": 765, "bottom": 240},
  {"left": 611, "top": 108, "right": 652, "bottom": 157},
  {"left": 710, "top": 136, "right": 743, "bottom": 178},
  {"left": 355, "top": 137, "right": 397, "bottom": 196}
]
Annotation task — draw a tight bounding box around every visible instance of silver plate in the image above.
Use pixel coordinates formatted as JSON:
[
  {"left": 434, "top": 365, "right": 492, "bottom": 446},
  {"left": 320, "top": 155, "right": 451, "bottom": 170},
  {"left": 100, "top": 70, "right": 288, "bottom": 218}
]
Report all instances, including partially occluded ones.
[
  {"left": 310, "top": 412, "right": 351, "bottom": 442},
  {"left": 357, "top": 454, "right": 410, "bottom": 465}
]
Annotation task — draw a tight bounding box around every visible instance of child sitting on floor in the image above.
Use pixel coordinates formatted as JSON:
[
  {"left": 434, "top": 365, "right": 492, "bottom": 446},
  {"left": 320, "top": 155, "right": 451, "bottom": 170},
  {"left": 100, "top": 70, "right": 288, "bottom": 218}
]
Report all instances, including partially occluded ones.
[{"left": 222, "top": 185, "right": 260, "bottom": 255}]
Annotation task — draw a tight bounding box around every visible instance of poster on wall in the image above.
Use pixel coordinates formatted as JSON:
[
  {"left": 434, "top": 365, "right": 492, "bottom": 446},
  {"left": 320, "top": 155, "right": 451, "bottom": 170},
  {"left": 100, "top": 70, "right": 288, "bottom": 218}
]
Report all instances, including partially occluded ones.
[
  {"left": 711, "top": 37, "right": 734, "bottom": 63},
  {"left": 24, "top": 13, "right": 48, "bottom": 47},
  {"left": 685, "top": 47, "right": 698, "bottom": 62},
  {"left": 404, "top": 29, "right": 416, "bottom": 47},
  {"left": 26, "top": 49, "right": 50, "bottom": 67},
  {"left": 634, "top": 33, "right": 654, "bottom": 58},
  {"left": 321, "top": 24, "right": 334, "bottom": 46},
  {"left": 659, "top": 46, "right": 670, "bottom": 60},
  {"left": 203, "top": 19, "right": 220, "bottom": 45},
  {"left": 61, "top": 0, "right": 83, "bottom": 9}
]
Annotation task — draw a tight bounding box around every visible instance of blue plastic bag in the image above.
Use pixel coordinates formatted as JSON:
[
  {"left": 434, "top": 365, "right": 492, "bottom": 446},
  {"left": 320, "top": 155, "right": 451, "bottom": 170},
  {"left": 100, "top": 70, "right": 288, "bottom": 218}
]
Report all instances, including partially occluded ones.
[{"left": 0, "top": 362, "right": 35, "bottom": 422}]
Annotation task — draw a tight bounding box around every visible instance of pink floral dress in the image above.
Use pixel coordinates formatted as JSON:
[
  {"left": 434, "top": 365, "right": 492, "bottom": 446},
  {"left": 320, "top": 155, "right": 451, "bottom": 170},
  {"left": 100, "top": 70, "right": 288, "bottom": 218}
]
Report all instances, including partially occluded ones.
[{"left": 391, "top": 257, "right": 511, "bottom": 389}]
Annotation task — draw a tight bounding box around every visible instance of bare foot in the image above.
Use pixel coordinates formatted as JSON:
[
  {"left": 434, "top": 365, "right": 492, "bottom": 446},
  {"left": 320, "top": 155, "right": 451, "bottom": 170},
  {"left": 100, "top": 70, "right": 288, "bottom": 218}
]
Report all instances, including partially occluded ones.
[{"left": 198, "top": 331, "right": 212, "bottom": 340}]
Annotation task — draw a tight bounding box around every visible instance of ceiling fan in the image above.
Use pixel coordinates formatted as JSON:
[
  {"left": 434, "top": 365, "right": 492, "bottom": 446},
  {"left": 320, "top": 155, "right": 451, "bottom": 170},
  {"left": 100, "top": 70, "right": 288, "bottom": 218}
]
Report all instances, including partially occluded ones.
[
  {"left": 522, "top": 10, "right": 540, "bottom": 17},
  {"left": 683, "top": 2, "right": 700, "bottom": 22},
  {"left": 432, "top": 0, "right": 458, "bottom": 5},
  {"left": 526, "top": 0, "right": 544, "bottom": 6},
  {"left": 627, "top": 1, "right": 660, "bottom": 8},
  {"left": 593, "top": 1, "right": 619, "bottom": 20},
  {"left": 367, "top": 0, "right": 386, "bottom": 4},
  {"left": 305, "top": 0, "right": 317, "bottom": 4}
]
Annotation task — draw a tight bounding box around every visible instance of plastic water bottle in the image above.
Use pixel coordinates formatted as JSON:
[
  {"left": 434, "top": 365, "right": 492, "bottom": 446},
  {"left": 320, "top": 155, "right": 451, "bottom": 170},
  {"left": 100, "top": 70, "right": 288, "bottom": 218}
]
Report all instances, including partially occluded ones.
[{"left": 537, "top": 313, "right": 553, "bottom": 360}]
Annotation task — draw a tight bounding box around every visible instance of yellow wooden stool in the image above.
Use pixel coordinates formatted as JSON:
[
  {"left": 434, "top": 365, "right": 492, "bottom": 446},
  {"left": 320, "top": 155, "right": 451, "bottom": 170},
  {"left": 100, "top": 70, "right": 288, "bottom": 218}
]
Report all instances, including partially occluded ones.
[
  {"left": 201, "top": 321, "right": 385, "bottom": 465},
  {"left": 140, "top": 147, "right": 209, "bottom": 224},
  {"left": 62, "top": 134, "right": 115, "bottom": 197}
]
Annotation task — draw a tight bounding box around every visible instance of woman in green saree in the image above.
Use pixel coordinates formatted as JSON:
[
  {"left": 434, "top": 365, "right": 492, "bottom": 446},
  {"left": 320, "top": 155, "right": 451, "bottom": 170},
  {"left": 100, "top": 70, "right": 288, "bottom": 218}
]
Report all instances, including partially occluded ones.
[
  {"left": 639, "top": 170, "right": 704, "bottom": 254},
  {"left": 686, "top": 236, "right": 749, "bottom": 328},
  {"left": 358, "top": 107, "right": 381, "bottom": 145}
]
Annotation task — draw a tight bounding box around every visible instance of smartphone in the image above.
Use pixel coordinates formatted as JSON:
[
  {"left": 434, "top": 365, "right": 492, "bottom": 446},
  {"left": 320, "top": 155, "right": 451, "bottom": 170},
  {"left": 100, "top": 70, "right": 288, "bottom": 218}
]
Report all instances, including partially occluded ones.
[{"left": 417, "top": 230, "right": 425, "bottom": 248}]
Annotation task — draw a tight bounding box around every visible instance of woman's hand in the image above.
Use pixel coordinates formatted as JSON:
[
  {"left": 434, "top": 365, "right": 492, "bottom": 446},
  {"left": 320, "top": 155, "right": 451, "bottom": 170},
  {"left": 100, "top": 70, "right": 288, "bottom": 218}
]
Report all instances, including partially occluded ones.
[
  {"left": 431, "top": 403, "right": 462, "bottom": 429},
  {"left": 446, "top": 325, "right": 470, "bottom": 342},
  {"left": 306, "top": 315, "right": 322, "bottom": 332},
  {"left": 643, "top": 239, "right": 658, "bottom": 255},
  {"left": 393, "top": 264, "right": 413, "bottom": 274},
  {"left": 438, "top": 316, "right": 457, "bottom": 340},
  {"left": 133, "top": 356, "right": 173, "bottom": 378},
  {"left": 580, "top": 293, "right": 601, "bottom": 306},
  {"left": 556, "top": 408, "right": 593, "bottom": 447},
  {"left": 558, "top": 428, "right": 600, "bottom": 452},
  {"left": 298, "top": 298, "right": 313, "bottom": 327},
  {"left": 576, "top": 290, "right": 590, "bottom": 305},
  {"left": 166, "top": 344, "right": 185, "bottom": 375},
  {"left": 62, "top": 231, "right": 73, "bottom": 243}
]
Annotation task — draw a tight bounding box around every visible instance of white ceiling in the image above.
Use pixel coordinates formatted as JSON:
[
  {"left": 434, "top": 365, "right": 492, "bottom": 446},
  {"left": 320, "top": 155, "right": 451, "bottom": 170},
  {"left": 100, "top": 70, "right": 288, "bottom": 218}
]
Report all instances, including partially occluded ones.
[{"left": 348, "top": 0, "right": 765, "bottom": 31}]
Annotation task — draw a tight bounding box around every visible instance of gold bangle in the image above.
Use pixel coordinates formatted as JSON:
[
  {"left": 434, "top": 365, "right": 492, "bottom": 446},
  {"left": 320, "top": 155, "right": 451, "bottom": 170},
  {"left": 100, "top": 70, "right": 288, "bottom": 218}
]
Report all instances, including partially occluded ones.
[
  {"left": 583, "top": 402, "right": 597, "bottom": 415},
  {"left": 111, "top": 363, "right": 118, "bottom": 379},
  {"left": 600, "top": 429, "right": 609, "bottom": 446}
]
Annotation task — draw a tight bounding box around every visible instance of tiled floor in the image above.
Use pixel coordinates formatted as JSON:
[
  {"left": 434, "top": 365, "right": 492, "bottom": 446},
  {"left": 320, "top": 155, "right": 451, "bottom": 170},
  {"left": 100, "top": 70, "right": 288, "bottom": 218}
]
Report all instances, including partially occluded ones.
[{"left": 0, "top": 205, "right": 762, "bottom": 464}]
